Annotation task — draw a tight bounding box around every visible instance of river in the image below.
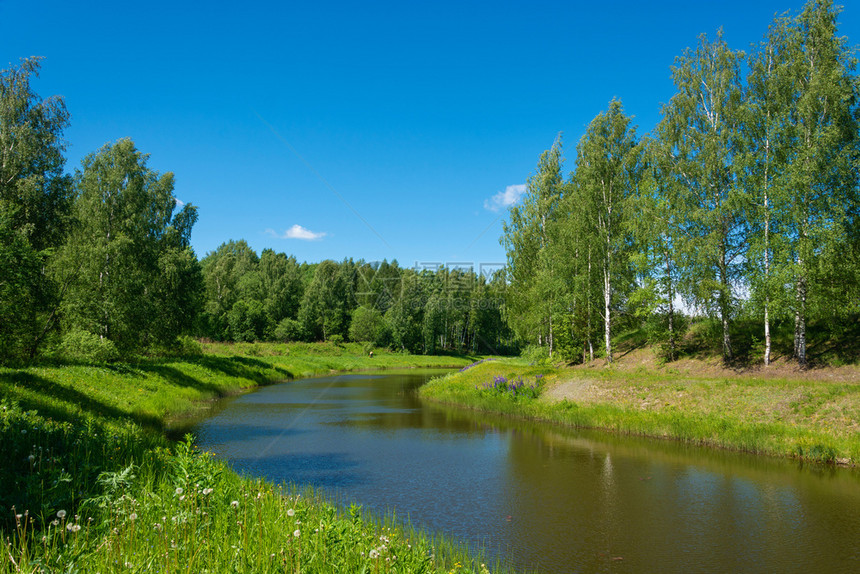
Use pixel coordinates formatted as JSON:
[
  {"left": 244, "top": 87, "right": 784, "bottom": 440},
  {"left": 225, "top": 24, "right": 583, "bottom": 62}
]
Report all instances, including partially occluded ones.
[{"left": 194, "top": 369, "right": 860, "bottom": 573}]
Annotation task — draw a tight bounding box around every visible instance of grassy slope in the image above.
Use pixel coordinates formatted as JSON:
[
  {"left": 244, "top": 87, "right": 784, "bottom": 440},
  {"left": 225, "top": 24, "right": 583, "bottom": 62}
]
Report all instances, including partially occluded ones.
[
  {"left": 420, "top": 352, "right": 860, "bottom": 465},
  {"left": 2, "top": 341, "right": 472, "bottom": 431},
  {"left": 1, "top": 343, "right": 499, "bottom": 574}
]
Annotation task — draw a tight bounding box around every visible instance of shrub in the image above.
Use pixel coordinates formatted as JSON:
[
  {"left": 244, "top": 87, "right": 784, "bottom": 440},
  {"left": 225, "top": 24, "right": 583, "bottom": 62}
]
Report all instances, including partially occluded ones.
[
  {"left": 274, "top": 318, "right": 308, "bottom": 342},
  {"left": 175, "top": 335, "right": 203, "bottom": 356},
  {"left": 59, "top": 329, "right": 119, "bottom": 362},
  {"left": 522, "top": 344, "right": 550, "bottom": 365}
]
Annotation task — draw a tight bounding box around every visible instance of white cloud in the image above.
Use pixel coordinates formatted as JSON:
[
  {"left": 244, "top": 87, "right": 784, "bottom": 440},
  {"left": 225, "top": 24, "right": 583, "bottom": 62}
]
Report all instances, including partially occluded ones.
[
  {"left": 484, "top": 184, "right": 526, "bottom": 212},
  {"left": 267, "top": 224, "right": 327, "bottom": 241}
]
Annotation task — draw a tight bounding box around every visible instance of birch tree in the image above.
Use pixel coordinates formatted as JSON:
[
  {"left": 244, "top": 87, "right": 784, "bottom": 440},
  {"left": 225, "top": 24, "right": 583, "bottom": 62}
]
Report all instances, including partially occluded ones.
[
  {"left": 502, "top": 135, "right": 564, "bottom": 354},
  {"left": 780, "top": 0, "right": 859, "bottom": 366},
  {"left": 742, "top": 14, "right": 797, "bottom": 366},
  {"left": 572, "top": 100, "right": 641, "bottom": 362},
  {"left": 658, "top": 30, "right": 747, "bottom": 362}
]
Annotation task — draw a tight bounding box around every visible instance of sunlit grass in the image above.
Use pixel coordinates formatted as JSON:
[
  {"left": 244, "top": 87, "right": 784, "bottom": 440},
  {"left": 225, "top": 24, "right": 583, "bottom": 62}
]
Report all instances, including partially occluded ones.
[{"left": 420, "top": 359, "right": 860, "bottom": 465}]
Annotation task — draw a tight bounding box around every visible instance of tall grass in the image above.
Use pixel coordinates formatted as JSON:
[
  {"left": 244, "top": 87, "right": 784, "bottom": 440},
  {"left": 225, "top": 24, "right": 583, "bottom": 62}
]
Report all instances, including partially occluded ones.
[{"left": 1, "top": 344, "right": 505, "bottom": 573}]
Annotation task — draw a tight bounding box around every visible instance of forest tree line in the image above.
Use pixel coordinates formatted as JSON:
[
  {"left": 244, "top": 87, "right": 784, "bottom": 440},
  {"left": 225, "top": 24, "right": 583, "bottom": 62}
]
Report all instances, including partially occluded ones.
[
  {"left": 195, "top": 242, "right": 512, "bottom": 355},
  {"left": 3, "top": 0, "right": 860, "bottom": 366},
  {"left": 503, "top": 0, "right": 860, "bottom": 366},
  {"left": 0, "top": 57, "right": 511, "bottom": 362}
]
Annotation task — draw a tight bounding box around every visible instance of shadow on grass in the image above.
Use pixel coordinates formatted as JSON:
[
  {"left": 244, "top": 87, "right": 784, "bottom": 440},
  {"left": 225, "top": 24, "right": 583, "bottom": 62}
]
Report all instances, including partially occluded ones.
[
  {"left": 191, "top": 355, "right": 294, "bottom": 384},
  {"left": 0, "top": 371, "right": 163, "bottom": 431}
]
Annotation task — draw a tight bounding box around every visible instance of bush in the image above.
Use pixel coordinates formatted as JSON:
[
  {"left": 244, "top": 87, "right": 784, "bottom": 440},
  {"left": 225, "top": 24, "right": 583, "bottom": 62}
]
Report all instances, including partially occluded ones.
[
  {"left": 349, "top": 306, "right": 385, "bottom": 343},
  {"left": 273, "top": 318, "right": 308, "bottom": 342},
  {"left": 175, "top": 335, "right": 203, "bottom": 356},
  {"left": 59, "top": 329, "right": 119, "bottom": 362},
  {"left": 521, "top": 344, "right": 550, "bottom": 365}
]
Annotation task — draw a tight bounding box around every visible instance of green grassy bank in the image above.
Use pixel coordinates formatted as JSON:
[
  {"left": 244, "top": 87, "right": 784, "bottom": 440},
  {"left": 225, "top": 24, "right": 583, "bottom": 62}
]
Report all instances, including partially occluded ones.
[
  {"left": 1, "top": 343, "right": 500, "bottom": 573},
  {"left": 419, "top": 358, "right": 860, "bottom": 465}
]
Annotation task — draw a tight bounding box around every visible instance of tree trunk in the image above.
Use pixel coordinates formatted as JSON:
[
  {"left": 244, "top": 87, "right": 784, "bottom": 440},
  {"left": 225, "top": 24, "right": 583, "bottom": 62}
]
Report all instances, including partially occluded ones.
[
  {"left": 548, "top": 312, "right": 554, "bottom": 358},
  {"left": 663, "top": 246, "right": 675, "bottom": 361},
  {"left": 603, "top": 262, "right": 612, "bottom": 363},
  {"left": 795, "top": 273, "right": 808, "bottom": 367},
  {"left": 719, "top": 247, "right": 732, "bottom": 362}
]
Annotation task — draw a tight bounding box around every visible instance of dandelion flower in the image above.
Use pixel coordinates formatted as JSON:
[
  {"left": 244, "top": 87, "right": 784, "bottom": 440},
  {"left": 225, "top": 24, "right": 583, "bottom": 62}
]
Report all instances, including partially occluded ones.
[
  {"left": 129, "top": 513, "right": 137, "bottom": 521},
  {"left": 57, "top": 510, "right": 67, "bottom": 519},
  {"left": 369, "top": 549, "right": 379, "bottom": 559},
  {"left": 175, "top": 487, "right": 184, "bottom": 496},
  {"left": 287, "top": 508, "right": 295, "bottom": 517},
  {"left": 293, "top": 529, "right": 300, "bottom": 538}
]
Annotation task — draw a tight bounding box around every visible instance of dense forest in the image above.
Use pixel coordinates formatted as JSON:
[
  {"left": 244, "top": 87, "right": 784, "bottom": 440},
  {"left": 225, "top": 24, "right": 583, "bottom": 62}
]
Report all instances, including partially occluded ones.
[{"left": 1, "top": 0, "right": 858, "bottom": 366}]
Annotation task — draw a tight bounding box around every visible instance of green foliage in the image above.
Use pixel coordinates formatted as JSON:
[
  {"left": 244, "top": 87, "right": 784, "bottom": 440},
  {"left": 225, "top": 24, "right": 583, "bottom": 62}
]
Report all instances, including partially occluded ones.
[
  {"left": 273, "top": 317, "right": 308, "bottom": 342},
  {"left": 0, "top": 58, "right": 72, "bottom": 361},
  {"left": 569, "top": 99, "right": 642, "bottom": 362},
  {"left": 349, "top": 305, "right": 385, "bottom": 343},
  {"left": 170, "top": 434, "right": 221, "bottom": 492},
  {"left": 299, "top": 259, "right": 353, "bottom": 341},
  {"left": 58, "top": 329, "right": 120, "bottom": 362},
  {"left": 175, "top": 335, "right": 204, "bottom": 356},
  {"left": 521, "top": 344, "right": 550, "bottom": 365},
  {"left": 501, "top": 135, "right": 563, "bottom": 352},
  {"left": 228, "top": 298, "right": 266, "bottom": 342},
  {"left": 53, "top": 139, "right": 201, "bottom": 355}
]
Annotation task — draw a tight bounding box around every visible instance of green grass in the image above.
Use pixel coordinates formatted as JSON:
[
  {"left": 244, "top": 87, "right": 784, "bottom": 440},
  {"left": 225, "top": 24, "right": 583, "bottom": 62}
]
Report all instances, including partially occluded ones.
[
  {"left": 420, "top": 359, "right": 860, "bottom": 465},
  {"left": 0, "top": 343, "right": 509, "bottom": 574}
]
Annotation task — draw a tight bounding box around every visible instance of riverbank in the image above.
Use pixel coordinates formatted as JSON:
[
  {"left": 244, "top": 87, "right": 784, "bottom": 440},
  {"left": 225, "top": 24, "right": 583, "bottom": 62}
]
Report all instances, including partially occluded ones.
[
  {"left": 419, "top": 352, "right": 860, "bottom": 465},
  {"left": 0, "top": 343, "right": 500, "bottom": 573}
]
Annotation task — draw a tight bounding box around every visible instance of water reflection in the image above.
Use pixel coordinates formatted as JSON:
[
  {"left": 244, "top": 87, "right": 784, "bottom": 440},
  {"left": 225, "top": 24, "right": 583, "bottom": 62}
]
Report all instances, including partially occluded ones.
[{"left": 195, "top": 370, "right": 860, "bottom": 573}]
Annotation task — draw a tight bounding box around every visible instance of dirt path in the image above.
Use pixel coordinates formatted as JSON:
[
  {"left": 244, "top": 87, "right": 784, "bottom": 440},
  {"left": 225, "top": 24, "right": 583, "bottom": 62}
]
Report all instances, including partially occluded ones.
[{"left": 541, "top": 377, "right": 604, "bottom": 404}]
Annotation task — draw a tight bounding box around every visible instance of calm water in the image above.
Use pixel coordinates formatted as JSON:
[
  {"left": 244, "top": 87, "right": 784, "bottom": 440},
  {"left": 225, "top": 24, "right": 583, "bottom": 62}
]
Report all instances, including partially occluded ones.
[{"left": 194, "top": 369, "right": 860, "bottom": 573}]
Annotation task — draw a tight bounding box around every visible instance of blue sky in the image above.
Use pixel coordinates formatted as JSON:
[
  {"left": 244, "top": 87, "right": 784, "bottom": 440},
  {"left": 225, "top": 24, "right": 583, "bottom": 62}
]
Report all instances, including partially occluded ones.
[{"left": 3, "top": 0, "right": 859, "bottom": 269}]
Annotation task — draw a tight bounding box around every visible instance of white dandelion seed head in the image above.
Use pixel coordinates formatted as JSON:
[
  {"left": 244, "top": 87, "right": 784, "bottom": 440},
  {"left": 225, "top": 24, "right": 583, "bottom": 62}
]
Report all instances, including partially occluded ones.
[
  {"left": 293, "top": 529, "right": 300, "bottom": 537},
  {"left": 57, "top": 510, "right": 66, "bottom": 519},
  {"left": 287, "top": 508, "right": 295, "bottom": 517}
]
